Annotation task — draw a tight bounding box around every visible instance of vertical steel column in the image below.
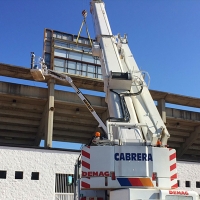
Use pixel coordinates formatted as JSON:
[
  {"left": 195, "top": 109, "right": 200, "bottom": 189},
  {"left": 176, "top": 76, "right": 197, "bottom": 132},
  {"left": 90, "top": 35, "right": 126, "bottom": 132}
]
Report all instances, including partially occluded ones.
[
  {"left": 45, "top": 79, "right": 55, "bottom": 148},
  {"left": 157, "top": 99, "right": 166, "bottom": 124}
]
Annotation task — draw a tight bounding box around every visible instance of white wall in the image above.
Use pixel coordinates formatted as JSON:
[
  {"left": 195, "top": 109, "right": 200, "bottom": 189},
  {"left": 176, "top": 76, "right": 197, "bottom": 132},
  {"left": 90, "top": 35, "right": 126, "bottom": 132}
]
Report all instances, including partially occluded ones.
[
  {"left": 0, "top": 146, "right": 79, "bottom": 200},
  {"left": 177, "top": 161, "right": 200, "bottom": 194}
]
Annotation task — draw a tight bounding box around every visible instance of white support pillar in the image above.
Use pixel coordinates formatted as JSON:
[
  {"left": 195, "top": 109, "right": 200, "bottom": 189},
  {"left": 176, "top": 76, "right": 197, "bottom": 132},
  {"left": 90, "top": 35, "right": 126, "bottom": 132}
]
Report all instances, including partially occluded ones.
[
  {"left": 45, "top": 79, "right": 55, "bottom": 148},
  {"left": 157, "top": 99, "right": 166, "bottom": 124}
]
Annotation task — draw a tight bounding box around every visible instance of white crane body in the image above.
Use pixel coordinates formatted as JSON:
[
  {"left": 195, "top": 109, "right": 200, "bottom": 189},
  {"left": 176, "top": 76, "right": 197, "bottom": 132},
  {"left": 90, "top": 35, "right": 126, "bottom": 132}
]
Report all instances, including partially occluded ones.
[
  {"left": 74, "top": 1, "right": 198, "bottom": 200},
  {"left": 30, "top": 1, "right": 198, "bottom": 199}
]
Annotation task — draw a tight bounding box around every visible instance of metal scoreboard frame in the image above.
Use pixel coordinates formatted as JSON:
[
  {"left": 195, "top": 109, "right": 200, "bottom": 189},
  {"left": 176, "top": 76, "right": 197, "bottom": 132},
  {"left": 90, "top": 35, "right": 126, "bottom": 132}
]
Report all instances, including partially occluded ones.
[{"left": 43, "top": 29, "right": 102, "bottom": 80}]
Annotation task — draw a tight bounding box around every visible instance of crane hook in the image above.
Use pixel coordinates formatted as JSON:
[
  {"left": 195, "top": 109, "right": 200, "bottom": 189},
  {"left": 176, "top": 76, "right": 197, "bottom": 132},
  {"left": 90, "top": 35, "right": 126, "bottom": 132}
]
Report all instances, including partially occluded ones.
[{"left": 82, "top": 10, "right": 87, "bottom": 18}]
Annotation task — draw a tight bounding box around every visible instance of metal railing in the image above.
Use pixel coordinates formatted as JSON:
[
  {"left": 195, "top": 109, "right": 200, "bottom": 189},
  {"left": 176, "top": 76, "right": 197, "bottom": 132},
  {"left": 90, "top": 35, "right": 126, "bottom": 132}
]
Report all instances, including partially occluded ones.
[{"left": 55, "top": 193, "right": 74, "bottom": 200}]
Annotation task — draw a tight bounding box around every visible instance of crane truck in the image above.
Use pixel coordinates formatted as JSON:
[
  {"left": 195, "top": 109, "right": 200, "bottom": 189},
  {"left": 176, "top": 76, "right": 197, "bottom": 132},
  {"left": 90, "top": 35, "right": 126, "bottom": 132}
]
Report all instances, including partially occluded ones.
[{"left": 30, "top": 0, "right": 199, "bottom": 199}]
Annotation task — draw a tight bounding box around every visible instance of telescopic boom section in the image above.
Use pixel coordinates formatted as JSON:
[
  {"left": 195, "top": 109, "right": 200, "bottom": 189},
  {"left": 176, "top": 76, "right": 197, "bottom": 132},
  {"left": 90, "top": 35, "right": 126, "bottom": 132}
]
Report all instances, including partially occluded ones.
[{"left": 90, "top": 0, "right": 170, "bottom": 146}]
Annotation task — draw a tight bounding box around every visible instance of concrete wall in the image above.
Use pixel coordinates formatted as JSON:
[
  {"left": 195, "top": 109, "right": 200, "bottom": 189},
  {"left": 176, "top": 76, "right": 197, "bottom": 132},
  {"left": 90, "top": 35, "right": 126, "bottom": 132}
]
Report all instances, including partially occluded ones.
[
  {"left": 0, "top": 146, "right": 199, "bottom": 200},
  {"left": 177, "top": 161, "right": 200, "bottom": 194},
  {"left": 0, "top": 146, "right": 79, "bottom": 200}
]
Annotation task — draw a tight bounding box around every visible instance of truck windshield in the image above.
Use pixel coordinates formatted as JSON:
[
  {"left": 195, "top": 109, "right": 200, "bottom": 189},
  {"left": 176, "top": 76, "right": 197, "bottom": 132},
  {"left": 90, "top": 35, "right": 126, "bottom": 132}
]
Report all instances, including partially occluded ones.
[{"left": 166, "top": 196, "right": 193, "bottom": 200}]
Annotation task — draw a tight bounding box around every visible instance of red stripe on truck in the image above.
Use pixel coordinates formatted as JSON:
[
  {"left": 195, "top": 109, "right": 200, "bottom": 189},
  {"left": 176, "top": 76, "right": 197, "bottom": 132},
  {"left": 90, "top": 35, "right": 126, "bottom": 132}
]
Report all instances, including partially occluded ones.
[
  {"left": 169, "top": 153, "right": 176, "bottom": 161},
  {"left": 171, "top": 173, "right": 178, "bottom": 180},
  {"left": 81, "top": 181, "right": 90, "bottom": 188},
  {"left": 82, "top": 160, "right": 90, "bottom": 169},
  {"left": 171, "top": 183, "right": 178, "bottom": 189},
  {"left": 82, "top": 150, "right": 90, "bottom": 159},
  {"left": 170, "top": 163, "right": 176, "bottom": 171}
]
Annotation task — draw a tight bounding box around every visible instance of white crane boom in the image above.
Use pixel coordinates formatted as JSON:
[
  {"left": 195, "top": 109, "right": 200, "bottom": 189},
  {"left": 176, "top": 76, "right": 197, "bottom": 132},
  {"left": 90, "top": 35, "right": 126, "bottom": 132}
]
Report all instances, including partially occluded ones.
[{"left": 90, "top": 0, "right": 170, "bottom": 147}]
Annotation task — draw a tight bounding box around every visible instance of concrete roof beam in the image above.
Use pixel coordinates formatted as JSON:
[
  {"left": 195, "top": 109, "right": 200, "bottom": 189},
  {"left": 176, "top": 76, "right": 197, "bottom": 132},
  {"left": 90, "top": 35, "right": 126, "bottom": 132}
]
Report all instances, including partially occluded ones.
[{"left": 177, "top": 125, "right": 200, "bottom": 158}]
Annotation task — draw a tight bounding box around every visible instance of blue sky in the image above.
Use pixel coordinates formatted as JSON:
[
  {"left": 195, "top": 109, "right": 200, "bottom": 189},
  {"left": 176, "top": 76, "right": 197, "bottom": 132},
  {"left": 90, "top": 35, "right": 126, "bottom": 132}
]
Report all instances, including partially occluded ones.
[
  {"left": 0, "top": 0, "right": 199, "bottom": 96},
  {"left": 0, "top": 0, "right": 200, "bottom": 148}
]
